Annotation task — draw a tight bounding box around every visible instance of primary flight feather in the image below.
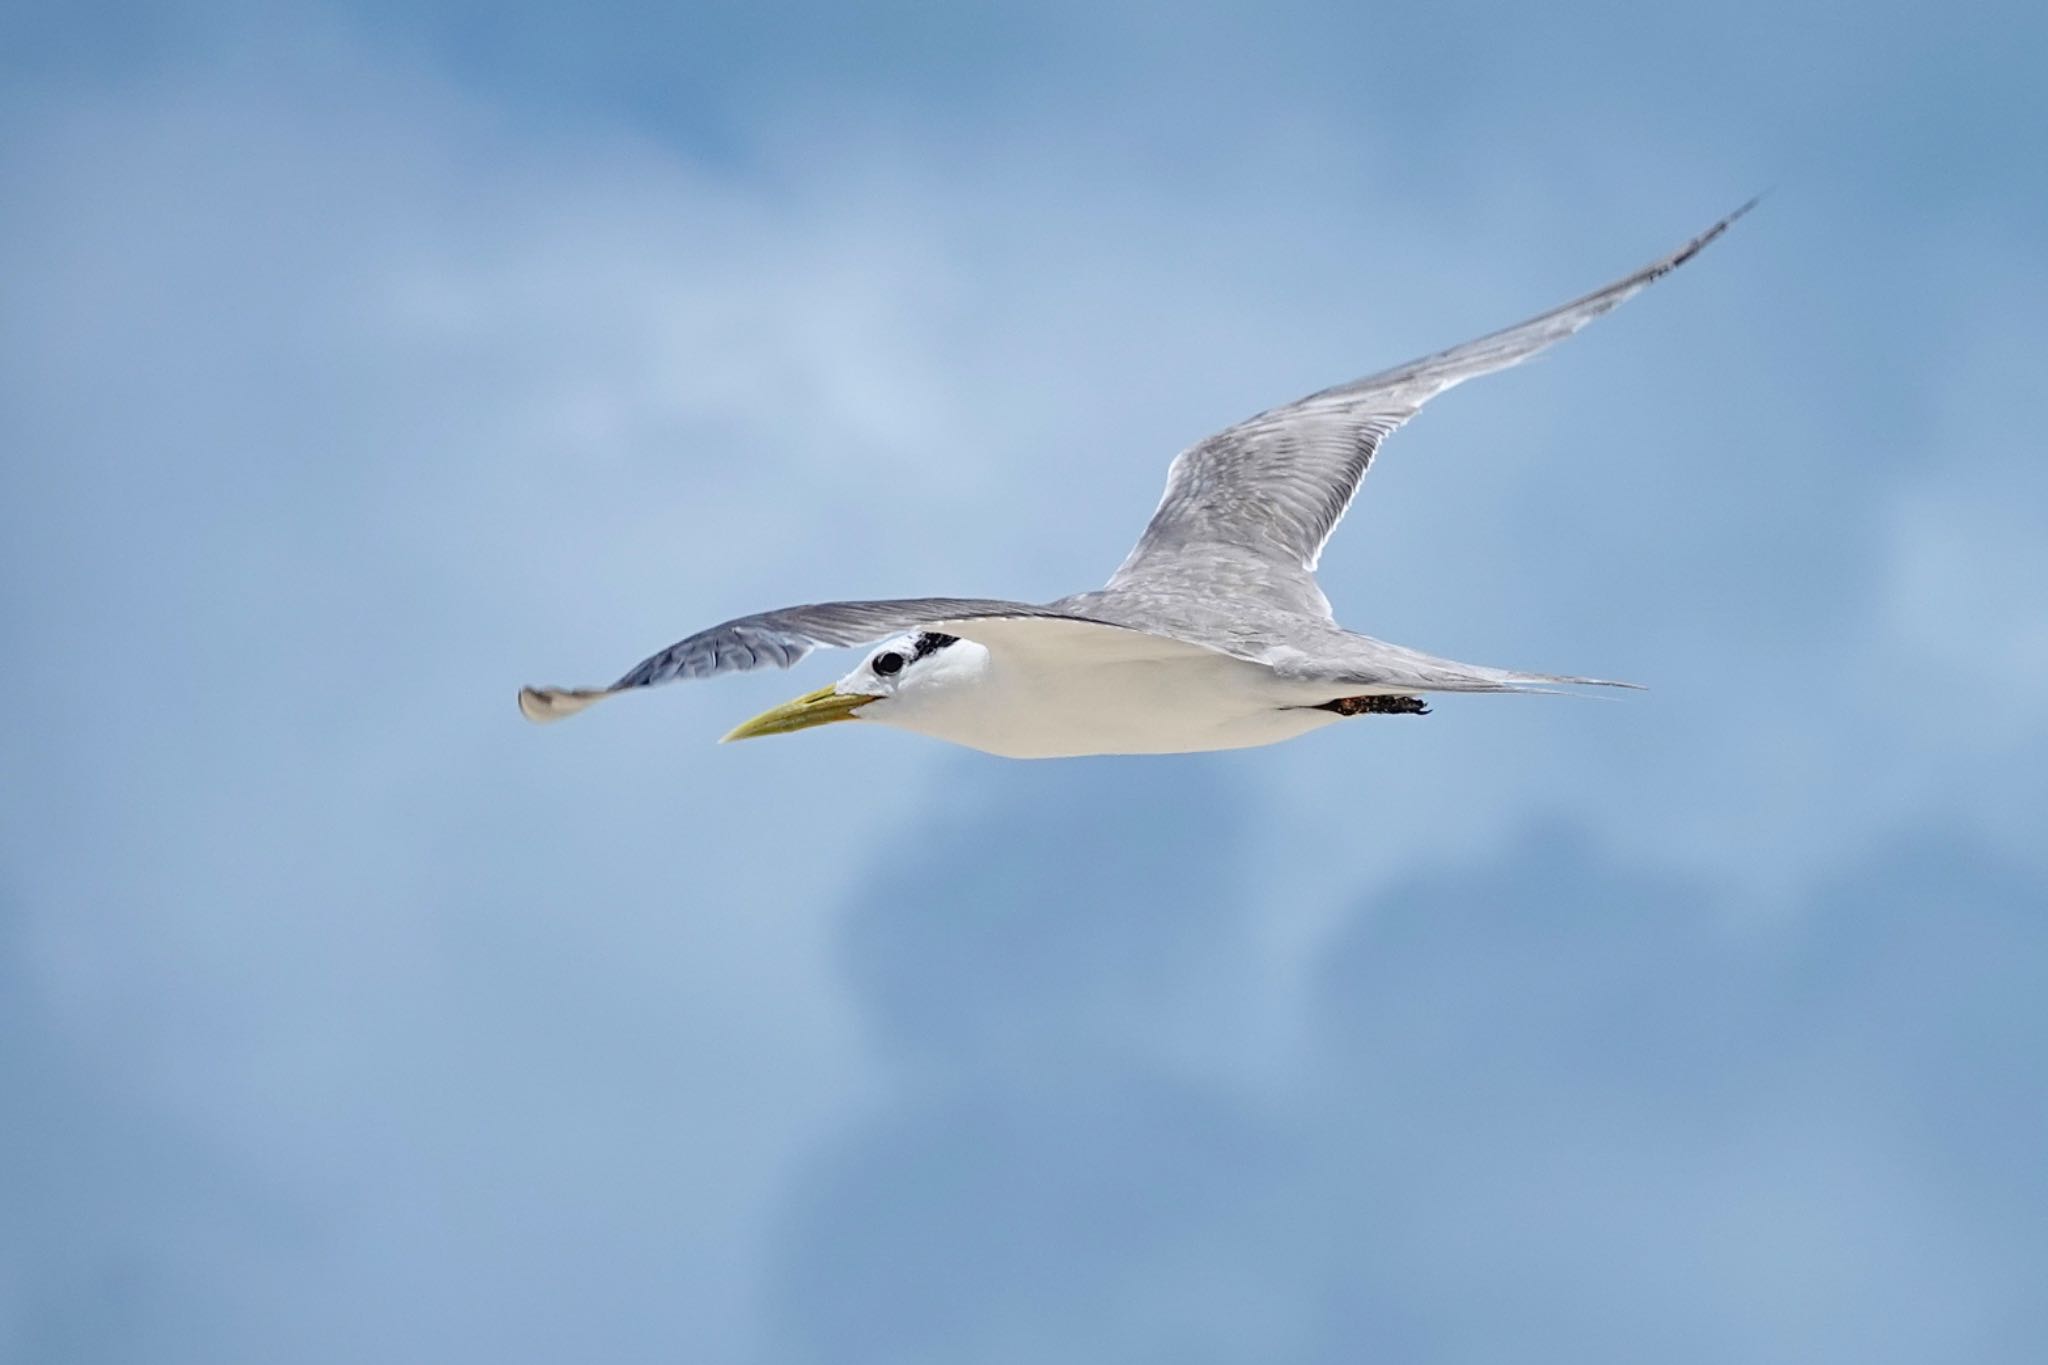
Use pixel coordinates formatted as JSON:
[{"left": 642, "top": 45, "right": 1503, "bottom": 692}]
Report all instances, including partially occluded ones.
[{"left": 521, "top": 202, "right": 1753, "bottom": 758}]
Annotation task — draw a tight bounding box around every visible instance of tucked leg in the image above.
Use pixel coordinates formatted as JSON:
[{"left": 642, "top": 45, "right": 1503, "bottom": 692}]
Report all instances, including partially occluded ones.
[{"left": 1318, "top": 694, "right": 1429, "bottom": 717}]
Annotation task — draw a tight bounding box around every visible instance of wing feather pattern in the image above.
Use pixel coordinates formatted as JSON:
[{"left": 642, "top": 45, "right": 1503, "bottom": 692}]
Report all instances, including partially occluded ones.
[
  {"left": 1108, "top": 201, "right": 1757, "bottom": 602},
  {"left": 519, "top": 597, "right": 1097, "bottom": 722}
]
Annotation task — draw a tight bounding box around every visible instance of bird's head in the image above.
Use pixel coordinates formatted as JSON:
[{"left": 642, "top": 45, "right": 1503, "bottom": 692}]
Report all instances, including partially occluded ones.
[{"left": 721, "top": 631, "right": 978, "bottom": 742}]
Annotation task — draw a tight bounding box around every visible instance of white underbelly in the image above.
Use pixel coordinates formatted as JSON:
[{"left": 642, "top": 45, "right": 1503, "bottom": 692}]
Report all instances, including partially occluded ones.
[{"left": 873, "top": 649, "right": 1344, "bottom": 758}]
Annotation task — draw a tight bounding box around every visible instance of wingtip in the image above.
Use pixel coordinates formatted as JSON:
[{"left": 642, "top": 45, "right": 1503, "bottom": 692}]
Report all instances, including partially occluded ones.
[
  {"left": 1667, "top": 194, "right": 1765, "bottom": 271},
  {"left": 519, "top": 685, "right": 611, "bottom": 724},
  {"left": 1715, "top": 191, "right": 1768, "bottom": 236}
]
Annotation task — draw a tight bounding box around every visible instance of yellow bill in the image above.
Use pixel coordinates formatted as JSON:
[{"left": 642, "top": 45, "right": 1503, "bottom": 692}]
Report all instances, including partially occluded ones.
[{"left": 721, "top": 685, "right": 879, "bottom": 742}]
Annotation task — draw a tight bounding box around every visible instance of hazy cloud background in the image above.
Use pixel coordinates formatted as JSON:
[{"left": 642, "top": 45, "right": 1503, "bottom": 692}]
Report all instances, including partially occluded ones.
[{"left": 3, "top": 2, "right": 2044, "bottom": 1361}]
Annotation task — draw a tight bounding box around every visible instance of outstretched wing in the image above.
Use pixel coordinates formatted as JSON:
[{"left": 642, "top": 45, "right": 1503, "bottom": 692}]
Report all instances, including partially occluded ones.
[
  {"left": 1107, "top": 200, "right": 1756, "bottom": 603},
  {"left": 518, "top": 597, "right": 1093, "bottom": 722}
]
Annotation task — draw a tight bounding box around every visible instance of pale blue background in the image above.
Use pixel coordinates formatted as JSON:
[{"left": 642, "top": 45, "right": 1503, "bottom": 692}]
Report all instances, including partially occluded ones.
[{"left": 4, "top": 3, "right": 2045, "bottom": 1362}]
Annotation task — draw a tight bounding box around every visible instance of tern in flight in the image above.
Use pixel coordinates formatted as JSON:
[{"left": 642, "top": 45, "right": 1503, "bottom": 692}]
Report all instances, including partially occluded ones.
[{"left": 522, "top": 203, "right": 1751, "bottom": 758}]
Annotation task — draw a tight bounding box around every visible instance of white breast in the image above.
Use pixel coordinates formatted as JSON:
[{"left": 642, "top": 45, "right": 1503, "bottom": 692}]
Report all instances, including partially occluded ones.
[{"left": 860, "top": 618, "right": 1344, "bottom": 758}]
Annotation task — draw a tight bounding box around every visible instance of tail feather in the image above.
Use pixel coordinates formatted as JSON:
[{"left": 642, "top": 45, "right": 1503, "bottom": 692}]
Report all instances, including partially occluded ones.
[
  {"left": 1411, "top": 667, "right": 1643, "bottom": 695},
  {"left": 1486, "top": 668, "right": 1643, "bottom": 693},
  {"left": 1322, "top": 638, "right": 1643, "bottom": 695}
]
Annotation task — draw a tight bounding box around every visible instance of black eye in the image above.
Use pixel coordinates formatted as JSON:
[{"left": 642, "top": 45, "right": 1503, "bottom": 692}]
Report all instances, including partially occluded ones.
[{"left": 872, "top": 651, "right": 904, "bottom": 676}]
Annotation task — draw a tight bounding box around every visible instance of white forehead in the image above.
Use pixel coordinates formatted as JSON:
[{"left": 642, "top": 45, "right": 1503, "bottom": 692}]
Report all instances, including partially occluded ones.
[{"left": 837, "top": 629, "right": 978, "bottom": 689}]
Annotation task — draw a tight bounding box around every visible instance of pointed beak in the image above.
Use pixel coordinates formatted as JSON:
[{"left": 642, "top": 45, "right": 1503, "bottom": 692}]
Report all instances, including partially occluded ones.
[{"left": 720, "top": 685, "right": 879, "bottom": 743}]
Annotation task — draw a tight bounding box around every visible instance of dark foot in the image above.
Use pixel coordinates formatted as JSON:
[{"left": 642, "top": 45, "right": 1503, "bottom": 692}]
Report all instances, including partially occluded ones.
[{"left": 1318, "top": 694, "right": 1429, "bottom": 717}]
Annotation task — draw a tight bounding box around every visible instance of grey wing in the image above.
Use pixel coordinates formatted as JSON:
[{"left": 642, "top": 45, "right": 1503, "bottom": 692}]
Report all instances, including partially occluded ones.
[
  {"left": 519, "top": 597, "right": 1083, "bottom": 722},
  {"left": 1107, "top": 200, "right": 1756, "bottom": 604}
]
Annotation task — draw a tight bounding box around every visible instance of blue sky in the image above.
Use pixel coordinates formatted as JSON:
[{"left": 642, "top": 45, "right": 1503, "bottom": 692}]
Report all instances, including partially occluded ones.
[{"left": 3, "top": 2, "right": 2045, "bottom": 1362}]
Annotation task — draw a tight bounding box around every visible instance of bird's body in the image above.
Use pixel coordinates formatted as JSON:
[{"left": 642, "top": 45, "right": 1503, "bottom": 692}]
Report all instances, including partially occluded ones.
[
  {"left": 841, "top": 615, "right": 1345, "bottom": 758},
  {"left": 522, "top": 204, "right": 1753, "bottom": 757}
]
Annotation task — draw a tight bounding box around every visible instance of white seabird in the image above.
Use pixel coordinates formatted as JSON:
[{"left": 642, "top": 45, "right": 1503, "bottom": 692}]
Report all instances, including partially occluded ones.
[{"left": 521, "top": 202, "right": 1753, "bottom": 758}]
